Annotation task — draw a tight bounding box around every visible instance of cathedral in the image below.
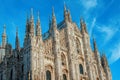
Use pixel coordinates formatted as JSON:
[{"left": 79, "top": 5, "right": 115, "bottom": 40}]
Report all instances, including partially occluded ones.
[{"left": 0, "top": 4, "right": 112, "bottom": 80}]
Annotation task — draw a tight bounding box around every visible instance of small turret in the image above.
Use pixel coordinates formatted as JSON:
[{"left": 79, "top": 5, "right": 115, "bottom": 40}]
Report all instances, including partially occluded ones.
[
  {"left": 15, "top": 27, "right": 20, "bottom": 51},
  {"left": 2, "top": 24, "right": 7, "bottom": 48}
]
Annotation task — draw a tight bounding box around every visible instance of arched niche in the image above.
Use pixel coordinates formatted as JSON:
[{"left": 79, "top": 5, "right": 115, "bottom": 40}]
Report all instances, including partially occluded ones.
[{"left": 45, "top": 65, "right": 54, "bottom": 80}]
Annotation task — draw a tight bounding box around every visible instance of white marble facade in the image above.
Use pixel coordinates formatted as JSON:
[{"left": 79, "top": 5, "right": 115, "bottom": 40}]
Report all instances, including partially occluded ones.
[{"left": 0, "top": 5, "right": 112, "bottom": 80}]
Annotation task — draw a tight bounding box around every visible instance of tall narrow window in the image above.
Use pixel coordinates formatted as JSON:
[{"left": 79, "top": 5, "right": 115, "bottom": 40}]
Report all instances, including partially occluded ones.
[
  {"left": 76, "top": 38, "right": 81, "bottom": 54},
  {"left": 46, "top": 70, "right": 51, "bottom": 80},
  {"left": 1, "top": 74, "right": 2, "bottom": 80},
  {"left": 79, "top": 64, "right": 83, "bottom": 74},
  {"left": 10, "top": 69, "right": 13, "bottom": 80},
  {"left": 21, "top": 64, "right": 24, "bottom": 80},
  {"left": 22, "top": 64, "right": 24, "bottom": 73},
  {"left": 63, "top": 74, "right": 67, "bottom": 80}
]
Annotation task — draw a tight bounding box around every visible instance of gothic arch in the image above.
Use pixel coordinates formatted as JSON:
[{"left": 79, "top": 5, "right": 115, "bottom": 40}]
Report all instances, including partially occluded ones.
[
  {"left": 92, "top": 64, "right": 98, "bottom": 80},
  {"left": 76, "top": 37, "right": 81, "bottom": 54}
]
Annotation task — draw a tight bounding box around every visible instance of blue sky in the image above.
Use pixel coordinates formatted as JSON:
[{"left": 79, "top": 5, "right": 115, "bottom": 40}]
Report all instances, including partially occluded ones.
[{"left": 0, "top": 0, "right": 120, "bottom": 79}]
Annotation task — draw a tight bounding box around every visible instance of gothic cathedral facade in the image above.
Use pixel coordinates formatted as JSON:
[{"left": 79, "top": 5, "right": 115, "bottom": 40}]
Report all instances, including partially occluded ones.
[{"left": 0, "top": 5, "right": 112, "bottom": 80}]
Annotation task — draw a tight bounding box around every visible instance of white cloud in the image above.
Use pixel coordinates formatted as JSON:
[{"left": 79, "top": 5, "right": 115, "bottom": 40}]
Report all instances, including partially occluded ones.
[
  {"left": 96, "top": 25, "right": 118, "bottom": 45},
  {"left": 81, "top": 0, "right": 98, "bottom": 10},
  {"left": 89, "top": 18, "right": 96, "bottom": 37},
  {"left": 109, "top": 42, "right": 120, "bottom": 64}
]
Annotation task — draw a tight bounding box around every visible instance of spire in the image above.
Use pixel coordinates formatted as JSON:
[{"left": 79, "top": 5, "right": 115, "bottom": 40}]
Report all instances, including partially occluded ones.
[
  {"left": 29, "top": 8, "right": 35, "bottom": 36},
  {"left": 2, "top": 24, "right": 7, "bottom": 48},
  {"left": 30, "top": 8, "right": 34, "bottom": 20},
  {"left": 36, "top": 11, "right": 41, "bottom": 37},
  {"left": 3, "top": 24, "right": 6, "bottom": 35},
  {"left": 52, "top": 7, "right": 57, "bottom": 28},
  {"left": 15, "top": 27, "right": 20, "bottom": 50},
  {"left": 52, "top": 7, "right": 55, "bottom": 19},
  {"left": 64, "top": 2, "right": 67, "bottom": 12},
  {"left": 64, "top": 2, "right": 68, "bottom": 21}
]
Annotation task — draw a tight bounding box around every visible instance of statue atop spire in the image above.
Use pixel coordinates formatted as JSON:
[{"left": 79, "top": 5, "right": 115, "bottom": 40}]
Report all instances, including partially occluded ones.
[
  {"left": 2, "top": 24, "right": 7, "bottom": 48},
  {"left": 80, "top": 17, "right": 87, "bottom": 33},
  {"left": 93, "top": 37, "right": 98, "bottom": 52},
  {"left": 15, "top": 27, "right": 20, "bottom": 51}
]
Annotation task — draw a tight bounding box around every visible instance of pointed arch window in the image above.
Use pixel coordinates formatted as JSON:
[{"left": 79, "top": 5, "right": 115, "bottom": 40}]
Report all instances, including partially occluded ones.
[
  {"left": 63, "top": 74, "right": 67, "bottom": 80},
  {"left": 46, "top": 70, "right": 51, "bottom": 80},
  {"left": 79, "top": 64, "right": 83, "bottom": 74}
]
